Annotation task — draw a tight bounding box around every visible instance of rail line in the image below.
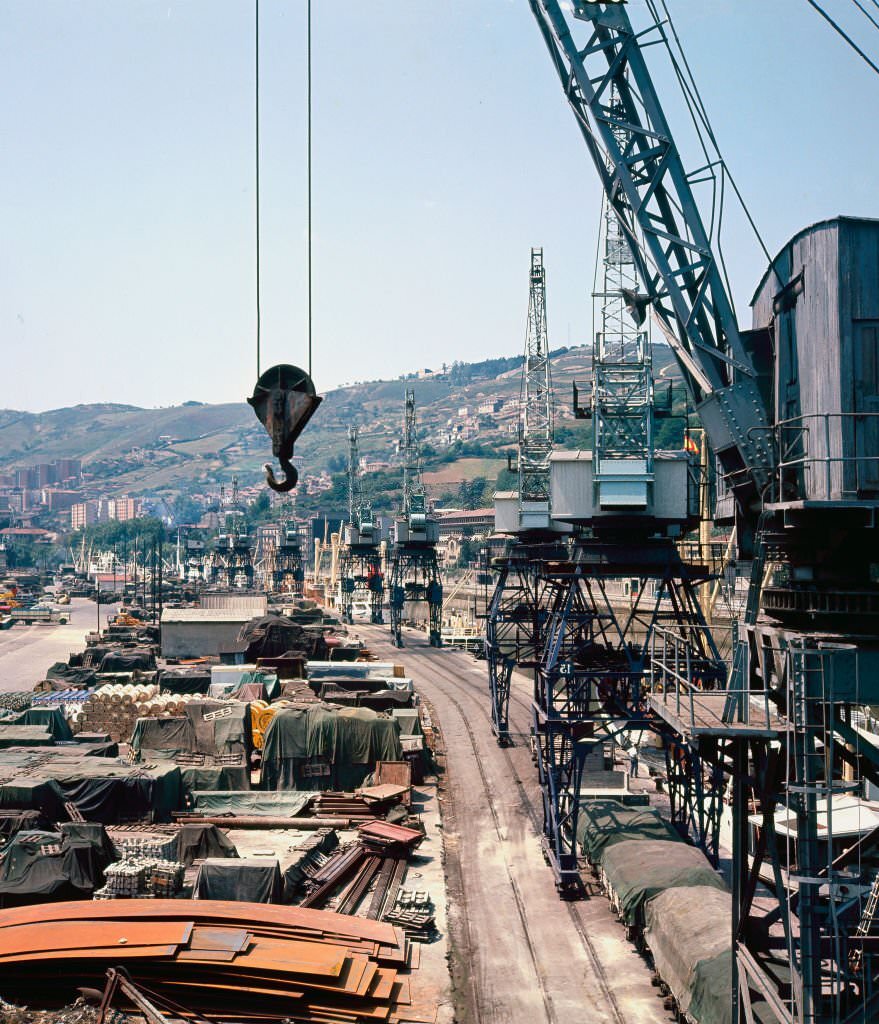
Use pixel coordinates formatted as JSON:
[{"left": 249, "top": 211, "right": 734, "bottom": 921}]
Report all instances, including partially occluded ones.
[{"left": 417, "top": 645, "right": 629, "bottom": 1024}]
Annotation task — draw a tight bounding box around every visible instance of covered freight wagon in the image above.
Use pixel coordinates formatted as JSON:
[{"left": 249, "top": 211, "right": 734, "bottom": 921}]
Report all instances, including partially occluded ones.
[{"left": 600, "top": 838, "right": 727, "bottom": 926}]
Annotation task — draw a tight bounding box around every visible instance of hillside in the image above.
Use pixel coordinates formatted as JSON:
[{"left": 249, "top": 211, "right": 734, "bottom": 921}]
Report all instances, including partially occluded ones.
[{"left": 0, "top": 344, "right": 681, "bottom": 504}]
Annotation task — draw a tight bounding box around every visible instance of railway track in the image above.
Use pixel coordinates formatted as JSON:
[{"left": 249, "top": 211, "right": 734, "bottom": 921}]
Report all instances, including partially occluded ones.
[{"left": 359, "top": 624, "right": 670, "bottom": 1024}]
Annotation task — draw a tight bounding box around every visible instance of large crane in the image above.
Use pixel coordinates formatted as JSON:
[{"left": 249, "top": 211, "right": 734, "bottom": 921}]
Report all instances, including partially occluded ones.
[
  {"left": 531, "top": 2, "right": 879, "bottom": 1021},
  {"left": 486, "top": 248, "right": 564, "bottom": 743},
  {"left": 339, "top": 426, "right": 384, "bottom": 624},
  {"left": 389, "top": 390, "right": 442, "bottom": 646},
  {"left": 518, "top": 248, "right": 554, "bottom": 509}
]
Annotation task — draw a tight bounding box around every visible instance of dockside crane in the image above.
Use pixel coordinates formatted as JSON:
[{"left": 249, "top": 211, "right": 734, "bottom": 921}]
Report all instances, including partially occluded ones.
[
  {"left": 273, "top": 516, "right": 305, "bottom": 596},
  {"left": 339, "top": 426, "right": 384, "bottom": 624},
  {"left": 486, "top": 248, "right": 565, "bottom": 744},
  {"left": 389, "top": 390, "right": 442, "bottom": 647},
  {"left": 210, "top": 476, "right": 254, "bottom": 590},
  {"left": 530, "top": 2, "right": 879, "bottom": 1020}
]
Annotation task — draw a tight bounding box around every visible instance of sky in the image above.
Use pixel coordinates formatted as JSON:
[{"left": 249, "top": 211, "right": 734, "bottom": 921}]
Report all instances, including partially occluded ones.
[{"left": 3, "top": 0, "right": 879, "bottom": 412}]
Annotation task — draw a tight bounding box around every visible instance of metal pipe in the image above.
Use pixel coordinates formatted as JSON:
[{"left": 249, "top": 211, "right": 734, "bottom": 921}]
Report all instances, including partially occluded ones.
[{"left": 170, "top": 814, "right": 352, "bottom": 829}]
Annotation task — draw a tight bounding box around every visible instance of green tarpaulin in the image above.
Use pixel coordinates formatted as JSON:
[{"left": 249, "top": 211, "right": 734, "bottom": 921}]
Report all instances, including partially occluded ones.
[
  {"left": 644, "top": 885, "right": 732, "bottom": 1024},
  {"left": 576, "top": 799, "right": 683, "bottom": 865},
  {"left": 191, "top": 791, "right": 311, "bottom": 816},
  {"left": 130, "top": 701, "right": 251, "bottom": 760},
  {"left": 601, "top": 839, "right": 727, "bottom": 926},
  {"left": 261, "top": 705, "right": 403, "bottom": 791},
  {"left": 0, "top": 749, "right": 182, "bottom": 823},
  {"left": 11, "top": 708, "right": 73, "bottom": 742}
]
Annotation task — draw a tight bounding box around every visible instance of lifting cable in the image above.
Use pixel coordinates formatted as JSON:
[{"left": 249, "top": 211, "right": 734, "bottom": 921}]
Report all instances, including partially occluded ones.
[
  {"left": 805, "top": 0, "right": 879, "bottom": 79},
  {"left": 247, "top": 0, "right": 321, "bottom": 494},
  {"left": 254, "top": 0, "right": 313, "bottom": 378},
  {"left": 255, "top": 0, "right": 261, "bottom": 378},
  {"left": 851, "top": 0, "right": 879, "bottom": 34}
]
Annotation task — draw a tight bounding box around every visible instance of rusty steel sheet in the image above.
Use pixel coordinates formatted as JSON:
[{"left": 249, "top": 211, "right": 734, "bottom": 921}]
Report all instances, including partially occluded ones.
[
  {"left": 0, "top": 944, "right": 181, "bottom": 964},
  {"left": 187, "top": 926, "right": 252, "bottom": 953},
  {"left": 159, "top": 979, "right": 305, "bottom": 1002},
  {"left": 0, "top": 919, "right": 193, "bottom": 957},
  {"left": 0, "top": 899, "right": 400, "bottom": 946}
]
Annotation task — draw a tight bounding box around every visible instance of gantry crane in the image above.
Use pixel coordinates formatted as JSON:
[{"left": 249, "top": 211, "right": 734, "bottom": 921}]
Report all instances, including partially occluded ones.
[
  {"left": 339, "top": 426, "right": 384, "bottom": 624},
  {"left": 210, "top": 476, "right": 253, "bottom": 589},
  {"left": 486, "top": 248, "right": 566, "bottom": 744},
  {"left": 389, "top": 390, "right": 442, "bottom": 647},
  {"left": 273, "top": 519, "right": 305, "bottom": 595},
  {"left": 531, "top": 2, "right": 879, "bottom": 1020}
]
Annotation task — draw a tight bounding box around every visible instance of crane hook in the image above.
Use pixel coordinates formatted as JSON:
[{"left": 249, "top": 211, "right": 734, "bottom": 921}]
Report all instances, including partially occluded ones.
[{"left": 248, "top": 364, "right": 322, "bottom": 493}]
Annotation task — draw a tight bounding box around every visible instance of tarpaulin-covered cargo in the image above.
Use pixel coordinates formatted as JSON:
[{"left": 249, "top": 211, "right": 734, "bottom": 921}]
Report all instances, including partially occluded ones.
[
  {"left": 644, "top": 885, "right": 732, "bottom": 1024},
  {"left": 0, "top": 826, "right": 113, "bottom": 905},
  {"left": 191, "top": 790, "right": 311, "bottom": 817},
  {"left": 158, "top": 669, "right": 212, "bottom": 695},
  {"left": 193, "top": 857, "right": 282, "bottom": 903},
  {"left": 237, "top": 615, "right": 312, "bottom": 661},
  {"left": 0, "top": 726, "right": 53, "bottom": 748},
  {"left": 10, "top": 707, "right": 73, "bottom": 742},
  {"left": 130, "top": 709, "right": 252, "bottom": 795},
  {"left": 45, "top": 663, "right": 98, "bottom": 689},
  {"left": 261, "top": 705, "right": 403, "bottom": 791},
  {"left": 576, "top": 799, "right": 683, "bottom": 865},
  {"left": 130, "top": 700, "right": 252, "bottom": 761},
  {"left": 601, "top": 839, "right": 727, "bottom": 926},
  {"left": 176, "top": 824, "right": 239, "bottom": 866},
  {"left": 99, "top": 650, "right": 156, "bottom": 673},
  {"left": 178, "top": 764, "right": 250, "bottom": 794},
  {"left": 391, "top": 708, "right": 422, "bottom": 737},
  {"left": 0, "top": 750, "right": 182, "bottom": 823}
]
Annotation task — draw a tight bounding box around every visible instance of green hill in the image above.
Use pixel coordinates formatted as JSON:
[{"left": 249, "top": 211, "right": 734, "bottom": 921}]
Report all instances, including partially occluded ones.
[{"left": 0, "top": 344, "right": 682, "bottom": 503}]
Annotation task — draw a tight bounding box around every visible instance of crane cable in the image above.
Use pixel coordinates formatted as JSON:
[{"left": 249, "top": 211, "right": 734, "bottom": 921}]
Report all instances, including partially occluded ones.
[
  {"left": 255, "top": 0, "right": 261, "bottom": 379},
  {"left": 255, "top": 0, "right": 314, "bottom": 379},
  {"left": 307, "top": 0, "right": 313, "bottom": 379},
  {"left": 851, "top": 0, "right": 879, "bottom": 34},
  {"left": 805, "top": 0, "right": 879, "bottom": 78}
]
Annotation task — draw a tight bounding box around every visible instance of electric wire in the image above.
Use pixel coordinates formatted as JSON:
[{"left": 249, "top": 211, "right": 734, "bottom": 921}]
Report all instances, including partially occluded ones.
[
  {"left": 805, "top": 0, "right": 879, "bottom": 78},
  {"left": 255, "top": 0, "right": 262, "bottom": 378}
]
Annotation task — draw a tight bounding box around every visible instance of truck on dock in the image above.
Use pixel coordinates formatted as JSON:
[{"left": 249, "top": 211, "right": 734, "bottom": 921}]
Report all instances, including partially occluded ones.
[{"left": 9, "top": 605, "right": 68, "bottom": 625}]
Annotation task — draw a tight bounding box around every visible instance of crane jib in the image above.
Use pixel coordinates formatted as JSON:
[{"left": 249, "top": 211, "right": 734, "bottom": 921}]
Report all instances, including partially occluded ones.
[{"left": 531, "top": 0, "right": 775, "bottom": 509}]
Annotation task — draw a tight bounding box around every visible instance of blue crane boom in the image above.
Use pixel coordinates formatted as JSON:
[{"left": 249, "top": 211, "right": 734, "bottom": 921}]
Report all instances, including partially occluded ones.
[{"left": 529, "top": 0, "right": 773, "bottom": 510}]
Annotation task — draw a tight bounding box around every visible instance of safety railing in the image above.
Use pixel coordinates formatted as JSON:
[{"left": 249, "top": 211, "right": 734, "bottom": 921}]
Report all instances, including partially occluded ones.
[
  {"left": 648, "top": 623, "right": 777, "bottom": 734},
  {"left": 769, "top": 411, "right": 879, "bottom": 503}
]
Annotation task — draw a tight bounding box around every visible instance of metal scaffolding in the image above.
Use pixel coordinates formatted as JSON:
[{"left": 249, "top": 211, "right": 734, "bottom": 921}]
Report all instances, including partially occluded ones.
[{"left": 389, "top": 390, "right": 442, "bottom": 646}]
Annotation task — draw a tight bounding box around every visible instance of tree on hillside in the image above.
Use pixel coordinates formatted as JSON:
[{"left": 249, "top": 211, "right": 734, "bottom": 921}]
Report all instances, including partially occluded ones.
[{"left": 70, "top": 516, "right": 165, "bottom": 552}]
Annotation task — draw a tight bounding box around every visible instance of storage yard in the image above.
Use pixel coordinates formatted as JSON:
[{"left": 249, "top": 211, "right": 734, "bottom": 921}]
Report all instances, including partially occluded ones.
[
  {"left": 0, "top": 601, "right": 695, "bottom": 1024},
  {"left": 7, "top": 2, "right": 879, "bottom": 1024}
]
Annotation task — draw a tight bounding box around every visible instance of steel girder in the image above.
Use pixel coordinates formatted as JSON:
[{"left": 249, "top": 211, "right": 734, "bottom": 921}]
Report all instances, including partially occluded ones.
[
  {"left": 530, "top": 542, "right": 724, "bottom": 895},
  {"left": 339, "top": 547, "right": 384, "bottom": 624},
  {"left": 389, "top": 545, "right": 442, "bottom": 648},
  {"left": 484, "top": 549, "right": 555, "bottom": 745}
]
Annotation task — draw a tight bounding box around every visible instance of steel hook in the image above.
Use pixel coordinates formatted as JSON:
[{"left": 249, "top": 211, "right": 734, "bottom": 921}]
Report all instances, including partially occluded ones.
[{"left": 248, "top": 364, "right": 321, "bottom": 494}]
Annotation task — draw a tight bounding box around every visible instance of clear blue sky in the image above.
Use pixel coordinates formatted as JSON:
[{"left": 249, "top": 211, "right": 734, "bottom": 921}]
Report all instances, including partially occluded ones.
[{"left": 3, "top": 0, "right": 878, "bottom": 412}]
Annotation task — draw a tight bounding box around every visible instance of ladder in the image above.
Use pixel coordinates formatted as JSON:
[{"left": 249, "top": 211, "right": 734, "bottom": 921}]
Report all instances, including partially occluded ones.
[{"left": 850, "top": 871, "right": 879, "bottom": 973}]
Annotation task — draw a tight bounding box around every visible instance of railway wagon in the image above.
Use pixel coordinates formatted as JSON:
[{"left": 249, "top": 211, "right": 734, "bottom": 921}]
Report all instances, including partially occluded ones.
[{"left": 578, "top": 799, "right": 732, "bottom": 1024}]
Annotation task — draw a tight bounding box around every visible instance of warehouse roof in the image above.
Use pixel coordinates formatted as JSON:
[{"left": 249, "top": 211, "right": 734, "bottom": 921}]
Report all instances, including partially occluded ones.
[{"left": 161, "top": 608, "right": 254, "bottom": 624}]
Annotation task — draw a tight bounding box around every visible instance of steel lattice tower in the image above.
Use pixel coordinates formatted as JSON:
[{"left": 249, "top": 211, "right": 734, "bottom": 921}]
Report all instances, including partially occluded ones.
[
  {"left": 389, "top": 390, "right": 442, "bottom": 646},
  {"left": 590, "top": 90, "right": 653, "bottom": 507},
  {"left": 519, "top": 248, "right": 554, "bottom": 505},
  {"left": 339, "top": 426, "right": 383, "bottom": 623}
]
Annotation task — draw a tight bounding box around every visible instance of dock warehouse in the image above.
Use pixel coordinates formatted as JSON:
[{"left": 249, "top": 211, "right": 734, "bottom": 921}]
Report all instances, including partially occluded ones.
[{"left": 160, "top": 607, "right": 253, "bottom": 659}]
